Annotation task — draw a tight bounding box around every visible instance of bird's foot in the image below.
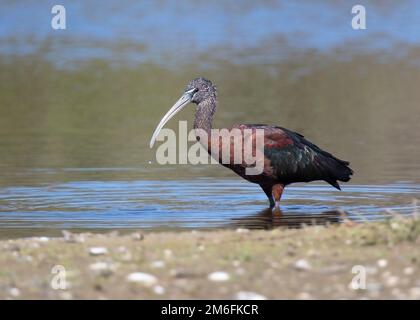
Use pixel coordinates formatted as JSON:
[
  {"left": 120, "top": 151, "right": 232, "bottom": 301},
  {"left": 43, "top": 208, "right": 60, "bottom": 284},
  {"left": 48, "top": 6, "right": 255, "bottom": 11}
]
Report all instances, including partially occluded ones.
[
  {"left": 272, "top": 206, "right": 282, "bottom": 216},
  {"left": 271, "top": 184, "right": 284, "bottom": 212},
  {"left": 268, "top": 199, "right": 281, "bottom": 208}
]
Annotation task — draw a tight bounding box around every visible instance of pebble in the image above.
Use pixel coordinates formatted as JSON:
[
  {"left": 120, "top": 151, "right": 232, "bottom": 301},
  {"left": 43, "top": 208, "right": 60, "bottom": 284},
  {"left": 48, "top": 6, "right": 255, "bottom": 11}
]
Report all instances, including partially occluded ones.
[
  {"left": 409, "top": 287, "right": 420, "bottom": 299},
  {"left": 390, "top": 222, "right": 400, "bottom": 230},
  {"left": 391, "top": 288, "right": 403, "bottom": 298},
  {"left": 366, "top": 282, "right": 383, "bottom": 292},
  {"left": 208, "top": 271, "right": 230, "bottom": 282},
  {"left": 89, "top": 247, "right": 108, "bottom": 256},
  {"left": 236, "top": 228, "right": 250, "bottom": 234},
  {"left": 89, "top": 262, "right": 115, "bottom": 276},
  {"left": 164, "top": 249, "right": 173, "bottom": 259},
  {"left": 126, "top": 272, "right": 157, "bottom": 286},
  {"left": 307, "top": 249, "right": 319, "bottom": 258},
  {"left": 153, "top": 285, "right": 166, "bottom": 295},
  {"left": 294, "top": 259, "right": 312, "bottom": 271},
  {"left": 131, "top": 232, "right": 144, "bottom": 241},
  {"left": 385, "top": 276, "right": 399, "bottom": 287},
  {"left": 62, "top": 230, "right": 85, "bottom": 243},
  {"left": 232, "top": 260, "right": 241, "bottom": 267},
  {"left": 9, "top": 287, "right": 20, "bottom": 298},
  {"left": 35, "top": 237, "right": 49, "bottom": 242},
  {"left": 365, "top": 266, "right": 378, "bottom": 275},
  {"left": 150, "top": 260, "right": 165, "bottom": 269},
  {"left": 235, "top": 268, "right": 246, "bottom": 276},
  {"left": 89, "top": 262, "right": 109, "bottom": 271},
  {"left": 234, "top": 291, "right": 267, "bottom": 300},
  {"left": 170, "top": 268, "right": 197, "bottom": 278},
  {"left": 296, "top": 292, "right": 313, "bottom": 300},
  {"left": 377, "top": 259, "right": 388, "bottom": 268},
  {"left": 59, "top": 292, "right": 73, "bottom": 300},
  {"left": 404, "top": 267, "right": 414, "bottom": 275}
]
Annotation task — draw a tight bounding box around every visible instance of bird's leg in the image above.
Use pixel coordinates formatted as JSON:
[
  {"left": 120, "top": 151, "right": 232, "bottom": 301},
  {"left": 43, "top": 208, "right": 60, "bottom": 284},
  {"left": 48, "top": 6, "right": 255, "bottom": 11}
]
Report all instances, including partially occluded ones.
[
  {"left": 260, "top": 185, "right": 275, "bottom": 208},
  {"left": 271, "top": 184, "right": 284, "bottom": 210}
]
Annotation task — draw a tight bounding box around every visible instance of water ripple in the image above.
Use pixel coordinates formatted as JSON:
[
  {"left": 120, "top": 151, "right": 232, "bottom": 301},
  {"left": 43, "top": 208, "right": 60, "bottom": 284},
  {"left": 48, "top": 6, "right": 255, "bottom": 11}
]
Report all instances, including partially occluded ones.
[{"left": 0, "top": 179, "right": 418, "bottom": 233}]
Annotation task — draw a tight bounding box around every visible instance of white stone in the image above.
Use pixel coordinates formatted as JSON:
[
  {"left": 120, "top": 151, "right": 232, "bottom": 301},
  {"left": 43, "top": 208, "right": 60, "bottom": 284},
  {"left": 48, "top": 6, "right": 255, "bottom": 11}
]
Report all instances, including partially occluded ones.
[
  {"left": 89, "top": 262, "right": 115, "bottom": 275},
  {"left": 404, "top": 267, "right": 414, "bottom": 275},
  {"left": 126, "top": 272, "right": 157, "bottom": 286},
  {"left": 9, "top": 287, "right": 20, "bottom": 297},
  {"left": 294, "top": 259, "right": 312, "bottom": 271},
  {"left": 89, "top": 247, "right": 108, "bottom": 256},
  {"left": 390, "top": 222, "right": 400, "bottom": 230},
  {"left": 208, "top": 271, "right": 230, "bottom": 282},
  {"left": 236, "top": 228, "right": 250, "bottom": 234},
  {"left": 235, "top": 291, "right": 266, "bottom": 300},
  {"left": 232, "top": 260, "right": 241, "bottom": 267},
  {"left": 59, "top": 292, "right": 73, "bottom": 300},
  {"left": 377, "top": 259, "right": 388, "bottom": 268},
  {"left": 150, "top": 260, "right": 165, "bottom": 269},
  {"left": 35, "top": 237, "right": 49, "bottom": 242},
  {"left": 164, "top": 249, "right": 173, "bottom": 259},
  {"left": 385, "top": 276, "right": 399, "bottom": 287},
  {"left": 409, "top": 287, "right": 420, "bottom": 299},
  {"left": 62, "top": 230, "right": 85, "bottom": 243},
  {"left": 296, "top": 292, "right": 313, "bottom": 300},
  {"left": 153, "top": 285, "right": 165, "bottom": 295}
]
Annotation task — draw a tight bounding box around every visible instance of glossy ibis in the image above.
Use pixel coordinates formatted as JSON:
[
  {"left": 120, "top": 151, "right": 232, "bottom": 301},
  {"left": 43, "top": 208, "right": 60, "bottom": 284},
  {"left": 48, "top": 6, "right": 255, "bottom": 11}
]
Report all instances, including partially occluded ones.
[{"left": 150, "top": 78, "right": 353, "bottom": 209}]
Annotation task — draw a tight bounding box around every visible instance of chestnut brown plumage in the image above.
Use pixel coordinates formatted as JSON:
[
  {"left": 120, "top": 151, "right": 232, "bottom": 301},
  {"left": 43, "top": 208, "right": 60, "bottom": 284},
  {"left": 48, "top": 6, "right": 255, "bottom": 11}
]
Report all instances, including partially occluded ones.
[{"left": 150, "top": 78, "right": 353, "bottom": 209}]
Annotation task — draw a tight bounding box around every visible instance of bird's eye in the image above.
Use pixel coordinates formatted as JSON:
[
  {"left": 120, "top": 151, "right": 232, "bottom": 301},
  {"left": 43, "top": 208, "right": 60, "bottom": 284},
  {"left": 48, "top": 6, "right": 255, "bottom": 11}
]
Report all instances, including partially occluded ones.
[{"left": 185, "top": 88, "right": 198, "bottom": 96}]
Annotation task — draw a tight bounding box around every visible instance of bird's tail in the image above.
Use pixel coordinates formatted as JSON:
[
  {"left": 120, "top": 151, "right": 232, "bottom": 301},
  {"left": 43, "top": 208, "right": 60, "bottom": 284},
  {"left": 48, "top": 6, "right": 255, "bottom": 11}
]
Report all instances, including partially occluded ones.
[{"left": 324, "top": 157, "right": 353, "bottom": 190}]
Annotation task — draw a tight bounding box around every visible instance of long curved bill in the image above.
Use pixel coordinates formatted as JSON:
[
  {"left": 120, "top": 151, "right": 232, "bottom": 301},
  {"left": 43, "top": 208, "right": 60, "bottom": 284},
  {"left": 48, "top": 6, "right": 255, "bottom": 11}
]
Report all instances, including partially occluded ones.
[{"left": 149, "top": 91, "right": 193, "bottom": 148}]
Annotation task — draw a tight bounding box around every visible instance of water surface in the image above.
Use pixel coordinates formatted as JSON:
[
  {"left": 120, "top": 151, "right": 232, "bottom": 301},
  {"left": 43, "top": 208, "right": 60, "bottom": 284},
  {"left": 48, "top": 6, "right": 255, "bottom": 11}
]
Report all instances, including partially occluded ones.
[{"left": 0, "top": 168, "right": 418, "bottom": 238}]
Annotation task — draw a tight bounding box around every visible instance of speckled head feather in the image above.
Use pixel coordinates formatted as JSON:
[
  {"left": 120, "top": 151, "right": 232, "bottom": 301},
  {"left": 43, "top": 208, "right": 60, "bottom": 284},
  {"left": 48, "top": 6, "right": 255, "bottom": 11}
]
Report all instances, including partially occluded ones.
[{"left": 185, "top": 77, "right": 217, "bottom": 104}]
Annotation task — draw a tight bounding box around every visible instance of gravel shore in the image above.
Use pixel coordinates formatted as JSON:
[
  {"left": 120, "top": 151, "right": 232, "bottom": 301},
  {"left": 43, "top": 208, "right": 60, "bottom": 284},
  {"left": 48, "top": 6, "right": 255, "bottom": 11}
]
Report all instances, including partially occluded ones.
[{"left": 0, "top": 217, "right": 419, "bottom": 299}]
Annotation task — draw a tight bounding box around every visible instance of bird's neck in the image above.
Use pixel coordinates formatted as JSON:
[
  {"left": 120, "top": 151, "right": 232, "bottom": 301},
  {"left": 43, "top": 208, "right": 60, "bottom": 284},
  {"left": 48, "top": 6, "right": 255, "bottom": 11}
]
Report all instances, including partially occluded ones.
[{"left": 193, "top": 97, "right": 216, "bottom": 135}]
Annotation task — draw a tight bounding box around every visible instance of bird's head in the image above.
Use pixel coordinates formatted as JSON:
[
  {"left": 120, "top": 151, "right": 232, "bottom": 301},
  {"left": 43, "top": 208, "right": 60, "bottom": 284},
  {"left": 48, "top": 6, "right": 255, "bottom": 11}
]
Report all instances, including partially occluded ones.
[
  {"left": 185, "top": 77, "right": 217, "bottom": 104},
  {"left": 149, "top": 77, "right": 216, "bottom": 148}
]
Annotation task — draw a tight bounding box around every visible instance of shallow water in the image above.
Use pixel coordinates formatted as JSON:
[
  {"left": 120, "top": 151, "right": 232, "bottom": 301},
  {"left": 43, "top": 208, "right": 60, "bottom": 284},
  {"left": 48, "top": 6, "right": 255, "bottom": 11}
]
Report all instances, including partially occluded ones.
[
  {"left": 0, "top": 168, "right": 418, "bottom": 238},
  {"left": 1, "top": 1, "right": 419, "bottom": 238}
]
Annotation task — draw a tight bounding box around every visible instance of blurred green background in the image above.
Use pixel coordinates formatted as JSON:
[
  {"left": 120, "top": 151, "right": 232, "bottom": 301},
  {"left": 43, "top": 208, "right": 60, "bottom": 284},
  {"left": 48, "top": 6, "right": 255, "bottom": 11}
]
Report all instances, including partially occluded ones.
[{"left": 0, "top": 0, "right": 419, "bottom": 185}]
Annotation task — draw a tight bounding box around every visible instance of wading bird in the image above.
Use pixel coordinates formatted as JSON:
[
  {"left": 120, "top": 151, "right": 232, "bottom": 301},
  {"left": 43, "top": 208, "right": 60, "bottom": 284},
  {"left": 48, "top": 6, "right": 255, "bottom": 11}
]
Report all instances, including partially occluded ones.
[{"left": 150, "top": 78, "right": 353, "bottom": 209}]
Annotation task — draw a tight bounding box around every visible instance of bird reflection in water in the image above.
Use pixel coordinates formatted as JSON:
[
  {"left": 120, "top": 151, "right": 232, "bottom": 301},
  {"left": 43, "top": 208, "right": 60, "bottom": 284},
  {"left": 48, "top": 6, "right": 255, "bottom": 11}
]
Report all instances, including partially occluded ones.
[{"left": 230, "top": 208, "right": 346, "bottom": 230}]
